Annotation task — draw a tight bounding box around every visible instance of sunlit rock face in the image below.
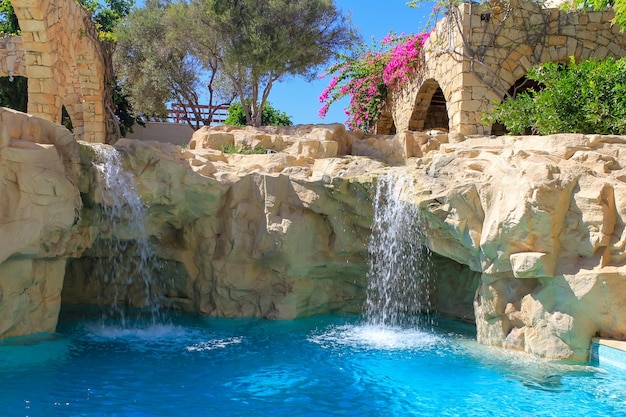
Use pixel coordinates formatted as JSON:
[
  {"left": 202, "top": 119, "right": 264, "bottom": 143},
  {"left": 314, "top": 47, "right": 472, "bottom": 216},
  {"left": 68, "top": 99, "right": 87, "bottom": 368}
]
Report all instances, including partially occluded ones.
[
  {"left": 0, "top": 108, "right": 83, "bottom": 338},
  {"left": 62, "top": 130, "right": 381, "bottom": 321},
  {"left": 5, "top": 114, "right": 626, "bottom": 362},
  {"left": 407, "top": 134, "right": 626, "bottom": 360}
]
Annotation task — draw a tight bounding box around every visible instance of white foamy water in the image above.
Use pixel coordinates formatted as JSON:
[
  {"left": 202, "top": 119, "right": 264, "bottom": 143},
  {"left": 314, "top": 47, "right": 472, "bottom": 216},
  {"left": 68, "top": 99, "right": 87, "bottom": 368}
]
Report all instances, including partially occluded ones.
[
  {"left": 309, "top": 324, "right": 441, "bottom": 351},
  {"left": 84, "top": 322, "right": 189, "bottom": 342},
  {"left": 91, "top": 147, "right": 161, "bottom": 320},
  {"left": 365, "top": 170, "right": 433, "bottom": 328},
  {"left": 186, "top": 337, "right": 244, "bottom": 352}
]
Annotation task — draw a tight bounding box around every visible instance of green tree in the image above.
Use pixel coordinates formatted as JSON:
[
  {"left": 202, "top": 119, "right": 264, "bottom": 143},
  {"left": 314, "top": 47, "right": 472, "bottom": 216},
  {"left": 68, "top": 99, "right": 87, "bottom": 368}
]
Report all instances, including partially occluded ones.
[
  {"left": 0, "top": 75, "right": 26, "bottom": 111},
  {"left": 0, "top": 0, "right": 18, "bottom": 34},
  {"left": 224, "top": 101, "right": 292, "bottom": 127},
  {"left": 197, "top": 0, "right": 358, "bottom": 127},
  {"left": 78, "top": 0, "right": 133, "bottom": 40},
  {"left": 114, "top": 0, "right": 236, "bottom": 129}
]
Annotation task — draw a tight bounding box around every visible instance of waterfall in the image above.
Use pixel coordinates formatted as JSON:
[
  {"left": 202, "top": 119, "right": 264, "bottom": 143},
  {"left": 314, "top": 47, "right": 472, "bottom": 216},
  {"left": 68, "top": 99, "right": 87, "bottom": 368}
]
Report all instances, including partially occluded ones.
[
  {"left": 364, "top": 171, "right": 433, "bottom": 328},
  {"left": 91, "top": 146, "right": 160, "bottom": 325}
]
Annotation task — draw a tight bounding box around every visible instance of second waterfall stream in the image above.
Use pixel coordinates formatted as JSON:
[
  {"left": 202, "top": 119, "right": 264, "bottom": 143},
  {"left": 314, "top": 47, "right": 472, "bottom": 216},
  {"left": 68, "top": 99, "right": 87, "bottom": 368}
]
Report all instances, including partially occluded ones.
[{"left": 364, "top": 170, "right": 434, "bottom": 328}]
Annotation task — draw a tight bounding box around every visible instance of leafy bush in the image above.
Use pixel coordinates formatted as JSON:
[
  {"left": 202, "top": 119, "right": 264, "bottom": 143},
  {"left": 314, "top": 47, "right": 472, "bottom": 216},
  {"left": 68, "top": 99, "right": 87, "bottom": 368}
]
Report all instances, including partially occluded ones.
[
  {"left": 485, "top": 57, "right": 626, "bottom": 135},
  {"left": 224, "top": 101, "right": 292, "bottom": 127},
  {"left": 221, "top": 142, "right": 270, "bottom": 154},
  {"left": 318, "top": 32, "right": 430, "bottom": 133}
]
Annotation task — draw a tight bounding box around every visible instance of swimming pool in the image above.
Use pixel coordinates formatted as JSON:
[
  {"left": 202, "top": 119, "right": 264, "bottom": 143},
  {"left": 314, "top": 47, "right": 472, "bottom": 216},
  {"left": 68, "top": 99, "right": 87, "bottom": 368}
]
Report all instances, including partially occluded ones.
[{"left": 1, "top": 310, "right": 624, "bottom": 417}]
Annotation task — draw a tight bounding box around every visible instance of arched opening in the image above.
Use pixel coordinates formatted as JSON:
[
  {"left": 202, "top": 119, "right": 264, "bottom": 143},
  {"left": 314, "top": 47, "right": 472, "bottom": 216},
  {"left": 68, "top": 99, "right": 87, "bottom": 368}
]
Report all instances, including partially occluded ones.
[
  {"left": 491, "top": 75, "right": 542, "bottom": 136},
  {"left": 61, "top": 105, "right": 73, "bottom": 132},
  {"left": 0, "top": 75, "right": 28, "bottom": 112},
  {"left": 376, "top": 110, "right": 396, "bottom": 135},
  {"left": 408, "top": 79, "right": 449, "bottom": 132},
  {"left": 423, "top": 87, "right": 449, "bottom": 131}
]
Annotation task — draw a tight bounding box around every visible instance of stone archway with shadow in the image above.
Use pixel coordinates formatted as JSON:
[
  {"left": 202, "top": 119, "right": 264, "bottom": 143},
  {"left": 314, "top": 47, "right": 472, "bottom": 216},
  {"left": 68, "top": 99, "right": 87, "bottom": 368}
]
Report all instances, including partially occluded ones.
[
  {"left": 0, "top": 0, "right": 114, "bottom": 143},
  {"left": 409, "top": 79, "right": 449, "bottom": 133},
  {"left": 387, "top": 2, "right": 626, "bottom": 136},
  {"left": 490, "top": 75, "right": 542, "bottom": 136}
]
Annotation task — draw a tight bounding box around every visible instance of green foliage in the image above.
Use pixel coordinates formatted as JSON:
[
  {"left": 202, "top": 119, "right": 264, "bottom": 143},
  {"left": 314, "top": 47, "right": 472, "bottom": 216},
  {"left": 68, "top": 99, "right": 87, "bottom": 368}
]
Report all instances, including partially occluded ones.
[
  {"left": 484, "top": 57, "right": 626, "bottom": 135},
  {"left": 113, "top": 81, "right": 145, "bottom": 137},
  {"left": 0, "top": 75, "right": 26, "bottom": 111},
  {"left": 224, "top": 101, "right": 292, "bottom": 127},
  {"left": 221, "top": 142, "right": 270, "bottom": 154},
  {"left": 114, "top": 0, "right": 236, "bottom": 128},
  {"left": 0, "top": 0, "right": 18, "bottom": 34},
  {"left": 77, "top": 0, "right": 133, "bottom": 42},
  {"left": 114, "top": 1, "right": 180, "bottom": 118},
  {"left": 115, "top": 0, "right": 355, "bottom": 128},
  {"left": 201, "top": 0, "right": 358, "bottom": 126},
  {"left": 61, "top": 105, "right": 74, "bottom": 132}
]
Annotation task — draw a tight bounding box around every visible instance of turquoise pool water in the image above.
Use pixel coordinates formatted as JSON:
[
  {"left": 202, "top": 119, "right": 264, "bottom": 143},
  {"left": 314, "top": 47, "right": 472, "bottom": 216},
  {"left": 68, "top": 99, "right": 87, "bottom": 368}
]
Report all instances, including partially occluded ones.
[{"left": 1, "top": 310, "right": 625, "bottom": 417}]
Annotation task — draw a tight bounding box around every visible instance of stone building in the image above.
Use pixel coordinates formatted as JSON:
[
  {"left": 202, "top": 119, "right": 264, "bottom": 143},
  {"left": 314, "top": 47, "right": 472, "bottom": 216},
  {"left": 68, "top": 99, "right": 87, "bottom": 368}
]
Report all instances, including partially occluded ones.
[
  {"left": 2, "top": 1, "right": 626, "bottom": 141},
  {"left": 0, "top": 0, "right": 113, "bottom": 143},
  {"left": 381, "top": 1, "right": 626, "bottom": 136}
]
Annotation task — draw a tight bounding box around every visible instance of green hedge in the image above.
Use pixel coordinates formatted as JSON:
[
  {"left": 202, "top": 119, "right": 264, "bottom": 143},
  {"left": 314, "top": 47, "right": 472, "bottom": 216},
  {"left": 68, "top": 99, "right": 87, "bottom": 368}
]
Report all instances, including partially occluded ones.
[
  {"left": 484, "top": 57, "right": 626, "bottom": 135},
  {"left": 224, "top": 101, "right": 292, "bottom": 127}
]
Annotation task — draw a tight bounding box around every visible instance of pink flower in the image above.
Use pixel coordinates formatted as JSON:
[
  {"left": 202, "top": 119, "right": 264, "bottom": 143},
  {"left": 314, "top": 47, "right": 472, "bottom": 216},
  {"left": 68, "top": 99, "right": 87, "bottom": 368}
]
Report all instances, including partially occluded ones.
[{"left": 318, "top": 31, "right": 429, "bottom": 131}]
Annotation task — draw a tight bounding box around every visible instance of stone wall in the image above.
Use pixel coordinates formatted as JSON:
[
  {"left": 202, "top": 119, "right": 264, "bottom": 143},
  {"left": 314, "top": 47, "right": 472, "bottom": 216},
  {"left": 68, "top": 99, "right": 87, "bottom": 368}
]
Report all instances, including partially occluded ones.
[
  {"left": 387, "top": 1, "right": 626, "bottom": 135},
  {"left": 125, "top": 122, "right": 195, "bottom": 146},
  {"left": 0, "top": 0, "right": 113, "bottom": 143},
  {"left": 0, "top": 36, "right": 26, "bottom": 78}
]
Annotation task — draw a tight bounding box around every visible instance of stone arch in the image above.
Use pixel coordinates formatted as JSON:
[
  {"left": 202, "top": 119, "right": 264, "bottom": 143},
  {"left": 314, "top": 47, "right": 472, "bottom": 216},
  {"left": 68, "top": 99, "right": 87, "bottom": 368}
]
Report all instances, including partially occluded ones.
[
  {"left": 490, "top": 75, "right": 542, "bottom": 136},
  {"left": 389, "top": 3, "right": 626, "bottom": 135},
  {"left": 423, "top": 86, "right": 449, "bottom": 131},
  {"left": 0, "top": 0, "right": 114, "bottom": 143},
  {"left": 408, "top": 79, "right": 449, "bottom": 132},
  {"left": 375, "top": 109, "right": 396, "bottom": 135}
]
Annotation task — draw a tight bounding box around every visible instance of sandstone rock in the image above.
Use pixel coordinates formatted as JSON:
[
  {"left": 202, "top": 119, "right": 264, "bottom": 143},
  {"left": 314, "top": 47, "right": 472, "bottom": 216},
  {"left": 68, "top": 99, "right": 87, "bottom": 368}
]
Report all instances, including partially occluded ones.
[
  {"left": 510, "top": 252, "right": 555, "bottom": 279},
  {"left": 55, "top": 135, "right": 377, "bottom": 323},
  {"left": 0, "top": 109, "right": 82, "bottom": 339},
  {"left": 189, "top": 129, "right": 234, "bottom": 150},
  {"left": 412, "top": 133, "right": 626, "bottom": 359},
  {"left": 0, "top": 259, "right": 65, "bottom": 338},
  {"left": 7, "top": 107, "right": 626, "bottom": 363}
]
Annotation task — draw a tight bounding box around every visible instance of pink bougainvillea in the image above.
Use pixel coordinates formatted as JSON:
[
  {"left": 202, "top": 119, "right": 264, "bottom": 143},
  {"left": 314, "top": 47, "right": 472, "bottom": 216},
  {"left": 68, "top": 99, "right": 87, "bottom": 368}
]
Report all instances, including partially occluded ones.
[
  {"left": 319, "top": 32, "right": 430, "bottom": 133},
  {"left": 383, "top": 32, "right": 430, "bottom": 87}
]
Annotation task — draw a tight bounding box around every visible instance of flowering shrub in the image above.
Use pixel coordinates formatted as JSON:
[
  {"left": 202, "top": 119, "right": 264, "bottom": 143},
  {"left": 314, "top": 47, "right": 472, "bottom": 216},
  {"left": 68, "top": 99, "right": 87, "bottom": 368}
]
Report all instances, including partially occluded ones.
[{"left": 319, "top": 32, "right": 430, "bottom": 132}]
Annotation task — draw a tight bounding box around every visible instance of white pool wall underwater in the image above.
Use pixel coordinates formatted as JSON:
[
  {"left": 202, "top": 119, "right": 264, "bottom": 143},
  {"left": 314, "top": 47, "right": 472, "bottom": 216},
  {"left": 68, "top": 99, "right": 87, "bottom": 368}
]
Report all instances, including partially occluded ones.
[{"left": 590, "top": 338, "right": 626, "bottom": 371}]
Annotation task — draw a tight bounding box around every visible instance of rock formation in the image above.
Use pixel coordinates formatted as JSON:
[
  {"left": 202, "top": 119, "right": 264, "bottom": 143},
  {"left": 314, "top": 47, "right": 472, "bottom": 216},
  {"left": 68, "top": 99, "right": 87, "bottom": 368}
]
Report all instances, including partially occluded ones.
[
  {"left": 3, "top": 108, "right": 626, "bottom": 361},
  {"left": 410, "top": 133, "right": 626, "bottom": 360},
  {"left": 0, "top": 108, "right": 82, "bottom": 338}
]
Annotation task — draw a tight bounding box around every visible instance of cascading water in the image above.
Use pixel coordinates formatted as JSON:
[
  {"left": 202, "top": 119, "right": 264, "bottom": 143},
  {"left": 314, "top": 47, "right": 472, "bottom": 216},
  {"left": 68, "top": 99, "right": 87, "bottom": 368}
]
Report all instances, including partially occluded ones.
[
  {"left": 364, "top": 170, "right": 433, "bottom": 328},
  {"left": 91, "top": 146, "right": 161, "bottom": 325}
]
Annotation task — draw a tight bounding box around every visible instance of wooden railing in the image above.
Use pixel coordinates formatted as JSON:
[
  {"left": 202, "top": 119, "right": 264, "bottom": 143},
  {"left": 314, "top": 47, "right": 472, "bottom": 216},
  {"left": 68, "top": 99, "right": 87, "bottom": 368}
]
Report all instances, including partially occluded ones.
[{"left": 166, "top": 103, "right": 229, "bottom": 124}]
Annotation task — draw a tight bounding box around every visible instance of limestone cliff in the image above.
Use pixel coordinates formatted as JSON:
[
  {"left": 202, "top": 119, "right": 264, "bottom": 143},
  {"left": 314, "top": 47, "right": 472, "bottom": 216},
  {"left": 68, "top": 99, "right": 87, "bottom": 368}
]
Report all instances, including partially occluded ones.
[
  {"left": 3, "top": 109, "right": 626, "bottom": 362},
  {"left": 407, "top": 134, "right": 626, "bottom": 360},
  {"left": 0, "top": 108, "right": 82, "bottom": 338},
  {"left": 62, "top": 132, "right": 379, "bottom": 320}
]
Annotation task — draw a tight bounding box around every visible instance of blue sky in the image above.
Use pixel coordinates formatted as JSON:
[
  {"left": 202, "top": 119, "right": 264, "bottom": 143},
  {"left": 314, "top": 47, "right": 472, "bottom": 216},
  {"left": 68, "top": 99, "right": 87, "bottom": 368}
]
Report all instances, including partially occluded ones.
[
  {"left": 271, "top": 0, "right": 434, "bottom": 125},
  {"left": 133, "top": 0, "right": 434, "bottom": 125}
]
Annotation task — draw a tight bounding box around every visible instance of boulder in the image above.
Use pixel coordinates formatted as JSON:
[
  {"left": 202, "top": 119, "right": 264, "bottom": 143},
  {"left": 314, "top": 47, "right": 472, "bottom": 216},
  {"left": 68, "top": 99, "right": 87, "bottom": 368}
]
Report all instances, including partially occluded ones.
[
  {"left": 6, "top": 109, "right": 626, "bottom": 362},
  {"left": 0, "top": 108, "right": 82, "bottom": 337},
  {"left": 412, "top": 134, "right": 626, "bottom": 360}
]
